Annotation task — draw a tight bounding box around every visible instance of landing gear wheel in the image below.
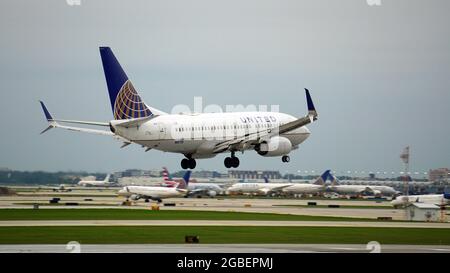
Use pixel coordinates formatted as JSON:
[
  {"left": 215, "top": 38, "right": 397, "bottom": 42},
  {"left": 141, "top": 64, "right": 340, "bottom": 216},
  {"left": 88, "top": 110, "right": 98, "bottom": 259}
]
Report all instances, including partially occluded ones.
[
  {"left": 282, "top": 155, "right": 290, "bottom": 163},
  {"left": 224, "top": 156, "right": 240, "bottom": 168},
  {"left": 181, "top": 158, "right": 189, "bottom": 169},
  {"left": 188, "top": 158, "right": 197, "bottom": 169},
  {"left": 224, "top": 157, "right": 232, "bottom": 168},
  {"left": 231, "top": 157, "right": 240, "bottom": 168}
]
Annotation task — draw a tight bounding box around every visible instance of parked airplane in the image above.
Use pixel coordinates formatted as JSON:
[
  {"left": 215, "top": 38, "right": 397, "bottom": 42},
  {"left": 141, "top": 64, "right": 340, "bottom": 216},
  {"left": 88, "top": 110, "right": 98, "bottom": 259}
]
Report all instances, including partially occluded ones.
[
  {"left": 282, "top": 170, "right": 330, "bottom": 195},
  {"left": 78, "top": 174, "right": 116, "bottom": 187},
  {"left": 163, "top": 167, "right": 223, "bottom": 197},
  {"left": 391, "top": 193, "right": 450, "bottom": 208},
  {"left": 39, "top": 47, "right": 319, "bottom": 169},
  {"left": 328, "top": 173, "right": 397, "bottom": 197},
  {"left": 118, "top": 171, "right": 191, "bottom": 203},
  {"left": 227, "top": 177, "right": 292, "bottom": 196},
  {"left": 52, "top": 184, "right": 72, "bottom": 192}
]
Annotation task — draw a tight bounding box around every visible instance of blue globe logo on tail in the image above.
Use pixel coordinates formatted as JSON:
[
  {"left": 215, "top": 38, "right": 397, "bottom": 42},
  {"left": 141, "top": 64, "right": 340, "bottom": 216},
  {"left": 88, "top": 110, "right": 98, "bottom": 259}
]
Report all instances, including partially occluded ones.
[
  {"left": 113, "top": 80, "right": 152, "bottom": 119},
  {"left": 100, "top": 47, "right": 153, "bottom": 120}
]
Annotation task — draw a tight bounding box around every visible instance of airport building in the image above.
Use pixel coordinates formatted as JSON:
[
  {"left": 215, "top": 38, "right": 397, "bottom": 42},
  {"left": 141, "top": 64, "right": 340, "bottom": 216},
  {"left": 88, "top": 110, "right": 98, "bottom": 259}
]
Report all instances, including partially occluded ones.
[{"left": 429, "top": 168, "right": 449, "bottom": 182}]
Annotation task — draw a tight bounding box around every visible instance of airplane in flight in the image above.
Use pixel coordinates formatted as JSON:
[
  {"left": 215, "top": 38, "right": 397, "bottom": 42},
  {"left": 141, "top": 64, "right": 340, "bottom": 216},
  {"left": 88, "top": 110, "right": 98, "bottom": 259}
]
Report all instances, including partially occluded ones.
[
  {"left": 327, "top": 173, "right": 397, "bottom": 197},
  {"left": 39, "top": 47, "right": 318, "bottom": 169},
  {"left": 118, "top": 171, "right": 191, "bottom": 203},
  {"left": 391, "top": 193, "right": 450, "bottom": 208},
  {"left": 78, "top": 174, "right": 116, "bottom": 187},
  {"left": 282, "top": 170, "right": 330, "bottom": 195}
]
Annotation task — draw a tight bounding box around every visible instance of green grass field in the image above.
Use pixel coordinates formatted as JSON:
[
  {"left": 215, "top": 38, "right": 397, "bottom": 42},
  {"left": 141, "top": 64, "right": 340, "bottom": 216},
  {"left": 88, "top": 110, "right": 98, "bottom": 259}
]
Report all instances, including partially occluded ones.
[
  {"left": 0, "top": 226, "right": 448, "bottom": 245},
  {"left": 0, "top": 209, "right": 377, "bottom": 221}
]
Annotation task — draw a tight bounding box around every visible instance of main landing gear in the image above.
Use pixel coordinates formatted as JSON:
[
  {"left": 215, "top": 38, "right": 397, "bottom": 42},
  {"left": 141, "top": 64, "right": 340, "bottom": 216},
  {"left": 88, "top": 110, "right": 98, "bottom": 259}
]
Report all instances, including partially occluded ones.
[
  {"left": 224, "top": 152, "right": 240, "bottom": 168},
  {"left": 181, "top": 157, "right": 197, "bottom": 169},
  {"left": 282, "top": 155, "right": 290, "bottom": 163}
]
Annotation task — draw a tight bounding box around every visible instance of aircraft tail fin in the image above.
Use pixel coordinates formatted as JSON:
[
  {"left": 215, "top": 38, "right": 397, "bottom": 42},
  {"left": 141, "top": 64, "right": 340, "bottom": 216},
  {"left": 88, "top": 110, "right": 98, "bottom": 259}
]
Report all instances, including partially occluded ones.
[
  {"left": 328, "top": 173, "right": 340, "bottom": 186},
  {"left": 444, "top": 192, "right": 450, "bottom": 199},
  {"left": 313, "top": 170, "right": 330, "bottom": 185},
  {"left": 104, "top": 174, "right": 111, "bottom": 182},
  {"left": 177, "top": 171, "right": 191, "bottom": 189},
  {"left": 162, "top": 167, "right": 172, "bottom": 181},
  {"left": 263, "top": 176, "right": 269, "bottom": 183},
  {"left": 99, "top": 47, "right": 154, "bottom": 120}
]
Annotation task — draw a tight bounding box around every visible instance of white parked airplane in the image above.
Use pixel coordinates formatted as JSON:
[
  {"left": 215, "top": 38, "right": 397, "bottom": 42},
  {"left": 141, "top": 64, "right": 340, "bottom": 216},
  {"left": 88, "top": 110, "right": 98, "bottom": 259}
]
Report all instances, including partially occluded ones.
[
  {"left": 164, "top": 167, "right": 224, "bottom": 197},
  {"left": 39, "top": 47, "right": 318, "bottom": 169},
  {"left": 282, "top": 170, "right": 330, "bottom": 195},
  {"left": 328, "top": 173, "right": 397, "bottom": 197},
  {"left": 391, "top": 193, "right": 450, "bottom": 208},
  {"left": 118, "top": 171, "right": 191, "bottom": 203},
  {"left": 78, "top": 174, "right": 116, "bottom": 187},
  {"left": 227, "top": 177, "right": 292, "bottom": 196}
]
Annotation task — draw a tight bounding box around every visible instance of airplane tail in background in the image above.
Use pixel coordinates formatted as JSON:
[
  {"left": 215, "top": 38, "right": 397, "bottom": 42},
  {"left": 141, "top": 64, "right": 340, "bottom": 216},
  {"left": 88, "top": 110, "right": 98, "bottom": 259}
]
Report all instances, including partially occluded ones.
[
  {"left": 162, "top": 167, "right": 171, "bottom": 181},
  {"left": 327, "top": 173, "right": 340, "bottom": 186},
  {"left": 99, "top": 47, "right": 153, "bottom": 120},
  {"left": 177, "top": 171, "right": 191, "bottom": 189},
  {"left": 444, "top": 193, "right": 450, "bottom": 200},
  {"left": 263, "top": 176, "right": 269, "bottom": 183},
  {"left": 104, "top": 174, "right": 111, "bottom": 182},
  {"left": 313, "top": 170, "right": 330, "bottom": 185}
]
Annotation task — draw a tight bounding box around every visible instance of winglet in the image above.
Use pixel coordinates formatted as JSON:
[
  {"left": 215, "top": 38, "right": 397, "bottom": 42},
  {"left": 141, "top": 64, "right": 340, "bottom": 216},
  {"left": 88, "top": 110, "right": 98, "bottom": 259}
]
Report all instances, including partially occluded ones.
[
  {"left": 39, "top": 101, "right": 56, "bottom": 134},
  {"left": 39, "top": 101, "right": 53, "bottom": 121},
  {"left": 305, "top": 89, "right": 318, "bottom": 120}
]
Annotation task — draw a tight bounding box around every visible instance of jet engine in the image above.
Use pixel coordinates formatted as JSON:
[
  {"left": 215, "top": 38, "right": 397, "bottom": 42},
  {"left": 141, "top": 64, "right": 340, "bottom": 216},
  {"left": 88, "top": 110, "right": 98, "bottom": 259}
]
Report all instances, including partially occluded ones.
[
  {"left": 207, "top": 190, "right": 217, "bottom": 197},
  {"left": 255, "top": 136, "right": 292, "bottom": 157},
  {"left": 130, "top": 194, "right": 141, "bottom": 201}
]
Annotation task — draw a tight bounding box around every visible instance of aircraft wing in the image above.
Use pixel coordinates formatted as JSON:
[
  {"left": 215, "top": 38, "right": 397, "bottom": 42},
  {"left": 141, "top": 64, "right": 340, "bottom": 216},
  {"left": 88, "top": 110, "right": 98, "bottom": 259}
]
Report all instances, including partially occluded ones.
[
  {"left": 114, "top": 115, "right": 158, "bottom": 128},
  {"left": 269, "top": 185, "right": 293, "bottom": 192},
  {"left": 212, "top": 89, "right": 318, "bottom": 154},
  {"left": 258, "top": 185, "right": 292, "bottom": 195},
  {"left": 257, "top": 188, "right": 272, "bottom": 195},
  {"left": 39, "top": 101, "right": 113, "bottom": 136}
]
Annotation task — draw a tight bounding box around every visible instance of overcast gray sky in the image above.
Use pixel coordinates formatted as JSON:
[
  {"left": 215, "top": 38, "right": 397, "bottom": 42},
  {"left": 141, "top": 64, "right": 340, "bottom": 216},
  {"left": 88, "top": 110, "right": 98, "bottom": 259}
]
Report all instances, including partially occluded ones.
[{"left": 0, "top": 0, "right": 449, "bottom": 175}]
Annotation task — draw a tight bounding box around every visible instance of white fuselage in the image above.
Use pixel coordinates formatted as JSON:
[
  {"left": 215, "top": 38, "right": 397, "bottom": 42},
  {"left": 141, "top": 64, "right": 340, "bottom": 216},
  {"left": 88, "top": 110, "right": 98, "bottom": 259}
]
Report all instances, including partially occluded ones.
[
  {"left": 78, "top": 181, "right": 115, "bottom": 187},
  {"left": 283, "top": 184, "right": 324, "bottom": 194},
  {"left": 111, "top": 112, "right": 310, "bottom": 157},
  {"left": 391, "top": 194, "right": 450, "bottom": 208},
  {"left": 118, "top": 186, "right": 186, "bottom": 200},
  {"left": 188, "top": 183, "right": 223, "bottom": 193},
  {"left": 328, "top": 185, "right": 397, "bottom": 196},
  {"left": 227, "top": 183, "right": 292, "bottom": 195}
]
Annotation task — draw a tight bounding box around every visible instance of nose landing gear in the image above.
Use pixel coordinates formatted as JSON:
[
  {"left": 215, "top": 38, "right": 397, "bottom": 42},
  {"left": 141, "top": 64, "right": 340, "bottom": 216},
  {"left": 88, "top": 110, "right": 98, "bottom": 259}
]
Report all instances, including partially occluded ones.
[{"left": 282, "top": 155, "right": 290, "bottom": 163}]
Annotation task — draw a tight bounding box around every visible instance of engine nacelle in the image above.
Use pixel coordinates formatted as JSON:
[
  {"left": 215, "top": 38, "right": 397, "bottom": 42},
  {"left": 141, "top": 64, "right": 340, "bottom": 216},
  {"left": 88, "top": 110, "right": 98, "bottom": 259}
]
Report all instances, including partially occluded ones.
[
  {"left": 207, "top": 190, "right": 217, "bottom": 197},
  {"left": 255, "top": 136, "right": 292, "bottom": 157},
  {"left": 130, "top": 194, "right": 140, "bottom": 201}
]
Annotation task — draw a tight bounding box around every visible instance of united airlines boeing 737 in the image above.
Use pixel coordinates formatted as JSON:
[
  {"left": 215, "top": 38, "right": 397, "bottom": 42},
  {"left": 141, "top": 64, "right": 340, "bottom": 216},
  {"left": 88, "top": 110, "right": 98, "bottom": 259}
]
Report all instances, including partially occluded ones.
[{"left": 39, "top": 47, "right": 319, "bottom": 169}]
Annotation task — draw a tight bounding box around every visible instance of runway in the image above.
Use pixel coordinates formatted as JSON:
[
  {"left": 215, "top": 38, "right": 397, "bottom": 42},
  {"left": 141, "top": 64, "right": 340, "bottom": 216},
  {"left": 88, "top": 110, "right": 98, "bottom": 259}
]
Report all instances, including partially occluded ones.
[
  {"left": 1, "top": 220, "right": 449, "bottom": 228},
  {"left": 2, "top": 244, "right": 450, "bottom": 253},
  {"left": 0, "top": 194, "right": 411, "bottom": 220}
]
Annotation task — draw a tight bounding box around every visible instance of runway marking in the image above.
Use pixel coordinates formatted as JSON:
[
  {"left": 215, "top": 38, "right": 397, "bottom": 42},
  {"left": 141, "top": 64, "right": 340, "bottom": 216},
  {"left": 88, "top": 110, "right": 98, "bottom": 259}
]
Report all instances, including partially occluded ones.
[
  {"left": 1, "top": 244, "right": 450, "bottom": 253},
  {"left": 0, "top": 220, "right": 449, "bottom": 228}
]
